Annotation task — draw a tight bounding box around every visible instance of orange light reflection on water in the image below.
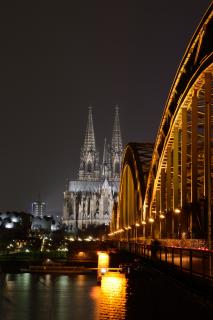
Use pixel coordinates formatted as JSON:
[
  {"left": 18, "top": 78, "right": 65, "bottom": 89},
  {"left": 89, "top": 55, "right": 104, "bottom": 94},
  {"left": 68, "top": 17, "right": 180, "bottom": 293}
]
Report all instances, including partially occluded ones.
[{"left": 100, "top": 272, "right": 127, "bottom": 320}]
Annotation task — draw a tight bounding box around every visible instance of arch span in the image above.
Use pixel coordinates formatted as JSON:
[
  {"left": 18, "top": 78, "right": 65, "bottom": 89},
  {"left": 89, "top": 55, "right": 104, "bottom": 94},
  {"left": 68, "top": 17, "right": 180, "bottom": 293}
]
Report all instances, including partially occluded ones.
[
  {"left": 110, "top": 143, "right": 153, "bottom": 240},
  {"left": 110, "top": 4, "right": 213, "bottom": 245}
]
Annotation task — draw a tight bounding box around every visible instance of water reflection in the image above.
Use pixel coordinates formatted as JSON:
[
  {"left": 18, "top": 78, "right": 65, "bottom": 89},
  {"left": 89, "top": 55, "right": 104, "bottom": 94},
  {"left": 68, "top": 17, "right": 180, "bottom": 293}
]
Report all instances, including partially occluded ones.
[
  {"left": 0, "top": 272, "right": 129, "bottom": 320},
  {"left": 0, "top": 274, "right": 101, "bottom": 320},
  {"left": 100, "top": 272, "right": 127, "bottom": 320}
]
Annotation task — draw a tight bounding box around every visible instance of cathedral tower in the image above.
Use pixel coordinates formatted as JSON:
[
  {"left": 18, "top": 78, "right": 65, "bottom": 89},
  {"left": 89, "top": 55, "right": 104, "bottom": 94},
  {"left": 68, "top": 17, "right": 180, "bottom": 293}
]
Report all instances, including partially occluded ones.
[
  {"left": 111, "top": 105, "right": 123, "bottom": 181},
  {"left": 79, "top": 106, "right": 100, "bottom": 181},
  {"left": 63, "top": 106, "right": 123, "bottom": 232}
]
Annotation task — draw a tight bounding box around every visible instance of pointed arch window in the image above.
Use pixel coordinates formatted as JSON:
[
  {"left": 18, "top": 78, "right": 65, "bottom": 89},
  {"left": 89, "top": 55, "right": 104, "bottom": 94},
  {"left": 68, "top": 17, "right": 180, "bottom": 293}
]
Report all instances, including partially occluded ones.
[
  {"left": 114, "top": 161, "right": 120, "bottom": 175},
  {"left": 87, "top": 161, "right": 92, "bottom": 173}
]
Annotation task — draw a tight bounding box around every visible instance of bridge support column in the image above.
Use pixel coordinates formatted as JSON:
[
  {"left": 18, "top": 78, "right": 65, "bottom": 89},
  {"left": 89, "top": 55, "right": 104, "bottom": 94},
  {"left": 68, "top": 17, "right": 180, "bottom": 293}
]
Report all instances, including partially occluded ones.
[
  {"left": 160, "top": 169, "right": 166, "bottom": 238},
  {"left": 166, "top": 147, "right": 172, "bottom": 237},
  {"left": 173, "top": 126, "right": 179, "bottom": 238},
  {"left": 160, "top": 169, "right": 166, "bottom": 213},
  {"left": 166, "top": 147, "right": 172, "bottom": 211},
  {"left": 204, "top": 72, "right": 212, "bottom": 251},
  {"left": 181, "top": 108, "right": 187, "bottom": 236},
  {"left": 191, "top": 91, "right": 198, "bottom": 238},
  {"left": 156, "top": 190, "right": 161, "bottom": 237},
  {"left": 181, "top": 108, "right": 187, "bottom": 207}
]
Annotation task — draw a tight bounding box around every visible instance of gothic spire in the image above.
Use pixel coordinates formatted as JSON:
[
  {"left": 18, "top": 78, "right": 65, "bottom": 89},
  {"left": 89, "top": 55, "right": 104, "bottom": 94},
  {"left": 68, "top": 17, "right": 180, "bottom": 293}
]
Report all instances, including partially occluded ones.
[
  {"left": 83, "top": 106, "right": 96, "bottom": 151},
  {"left": 102, "top": 138, "right": 109, "bottom": 178},
  {"left": 79, "top": 106, "right": 100, "bottom": 181},
  {"left": 111, "top": 105, "right": 122, "bottom": 152},
  {"left": 102, "top": 138, "right": 107, "bottom": 164}
]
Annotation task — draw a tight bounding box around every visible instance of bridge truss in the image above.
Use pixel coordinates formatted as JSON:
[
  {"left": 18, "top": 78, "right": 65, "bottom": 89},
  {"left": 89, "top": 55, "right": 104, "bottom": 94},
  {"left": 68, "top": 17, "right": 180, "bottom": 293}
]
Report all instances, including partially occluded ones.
[{"left": 110, "top": 4, "right": 213, "bottom": 247}]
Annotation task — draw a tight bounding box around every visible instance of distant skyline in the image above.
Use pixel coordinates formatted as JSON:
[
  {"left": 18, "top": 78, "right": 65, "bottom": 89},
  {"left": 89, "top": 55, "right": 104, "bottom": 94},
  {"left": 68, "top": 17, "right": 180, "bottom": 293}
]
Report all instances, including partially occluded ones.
[{"left": 0, "top": 0, "right": 211, "bottom": 214}]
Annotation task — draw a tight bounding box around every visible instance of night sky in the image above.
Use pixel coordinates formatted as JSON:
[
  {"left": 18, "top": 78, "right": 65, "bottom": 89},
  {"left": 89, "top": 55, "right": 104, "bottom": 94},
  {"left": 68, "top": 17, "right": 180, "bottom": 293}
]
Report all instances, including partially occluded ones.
[{"left": 0, "top": 0, "right": 211, "bottom": 215}]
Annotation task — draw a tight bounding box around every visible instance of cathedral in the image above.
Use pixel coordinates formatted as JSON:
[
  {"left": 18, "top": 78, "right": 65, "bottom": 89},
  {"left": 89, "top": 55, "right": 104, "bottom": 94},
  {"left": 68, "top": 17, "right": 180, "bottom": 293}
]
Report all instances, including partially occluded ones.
[{"left": 63, "top": 106, "right": 123, "bottom": 232}]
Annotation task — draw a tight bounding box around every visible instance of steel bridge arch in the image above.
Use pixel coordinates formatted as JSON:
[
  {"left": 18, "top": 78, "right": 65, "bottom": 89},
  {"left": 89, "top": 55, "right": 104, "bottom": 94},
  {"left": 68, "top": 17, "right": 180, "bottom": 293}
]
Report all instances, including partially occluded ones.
[
  {"left": 110, "top": 143, "right": 153, "bottom": 239},
  {"left": 110, "top": 4, "right": 213, "bottom": 245},
  {"left": 143, "top": 4, "right": 213, "bottom": 242}
]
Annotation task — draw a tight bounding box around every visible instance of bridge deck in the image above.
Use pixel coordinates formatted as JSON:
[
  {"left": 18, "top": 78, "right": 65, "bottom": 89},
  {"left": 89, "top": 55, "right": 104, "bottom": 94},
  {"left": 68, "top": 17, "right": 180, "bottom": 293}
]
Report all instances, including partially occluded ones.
[{"left": 126, "top": 261, "right": 213, "bottom": 320}]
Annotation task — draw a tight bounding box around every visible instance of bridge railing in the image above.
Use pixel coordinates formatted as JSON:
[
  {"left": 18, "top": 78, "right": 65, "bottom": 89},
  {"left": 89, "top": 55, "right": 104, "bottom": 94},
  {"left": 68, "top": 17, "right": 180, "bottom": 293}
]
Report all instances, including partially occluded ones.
[{"left": 118, "top": 242, "right": 213, "bottom": 279}]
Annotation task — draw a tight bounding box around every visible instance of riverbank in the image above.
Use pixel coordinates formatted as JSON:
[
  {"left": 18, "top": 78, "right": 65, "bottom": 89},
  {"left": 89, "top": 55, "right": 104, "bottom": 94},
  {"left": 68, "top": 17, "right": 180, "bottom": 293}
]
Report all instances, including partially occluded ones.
[{"left": 0, "top": 248, "right": 139, "bottom": 272}]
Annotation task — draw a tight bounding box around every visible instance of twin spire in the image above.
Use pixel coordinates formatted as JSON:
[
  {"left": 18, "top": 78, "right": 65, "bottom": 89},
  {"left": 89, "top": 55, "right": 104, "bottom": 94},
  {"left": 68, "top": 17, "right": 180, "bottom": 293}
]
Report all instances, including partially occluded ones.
[
  {"left": 80, "top": 105, "right": 123, "bottom": 181},
  {"left": 83, "top": 105, "right": 122, "bottom": 154}
]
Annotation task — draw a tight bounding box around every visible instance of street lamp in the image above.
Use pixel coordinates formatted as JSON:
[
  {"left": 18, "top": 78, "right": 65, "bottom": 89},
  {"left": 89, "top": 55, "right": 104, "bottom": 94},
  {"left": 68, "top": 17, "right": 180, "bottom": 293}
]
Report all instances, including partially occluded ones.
[
  {"left": 174, "top": 208, "right": 181, "bottom": 214},
  {"left": 141, "top": 220, "right": 146, "bottom": 237},
  {"left": 159, "top": 213, "right": 165, "bottom": 239},
  {"left": 135, "top": 223, "right": 140, "bottom": 243},
  {"left": 173, "top": 208, "right": 181, "bottom": 238},
  {"left": 149, "top": 218, "right": 154, "bottom": 238}
]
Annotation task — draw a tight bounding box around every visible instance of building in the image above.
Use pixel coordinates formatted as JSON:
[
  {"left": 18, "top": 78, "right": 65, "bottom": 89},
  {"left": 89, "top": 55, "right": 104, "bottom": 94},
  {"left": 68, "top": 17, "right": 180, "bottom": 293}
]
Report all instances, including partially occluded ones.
[
  {"left": 63, "top": 106, "right": 123, "bottom": 232},
  {"left": 32, "top": 199, "right": 46, "bottom": 217}
]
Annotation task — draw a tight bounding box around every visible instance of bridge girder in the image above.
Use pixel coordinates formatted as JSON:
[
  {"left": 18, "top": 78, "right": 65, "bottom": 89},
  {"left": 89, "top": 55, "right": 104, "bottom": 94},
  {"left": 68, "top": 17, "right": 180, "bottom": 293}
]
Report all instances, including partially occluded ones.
[
  {"left": 110, "top": 4, "right": 213, "bottom": 244},
  {"left": 110, "top": 143, "right": 153, "bottom": 239}
]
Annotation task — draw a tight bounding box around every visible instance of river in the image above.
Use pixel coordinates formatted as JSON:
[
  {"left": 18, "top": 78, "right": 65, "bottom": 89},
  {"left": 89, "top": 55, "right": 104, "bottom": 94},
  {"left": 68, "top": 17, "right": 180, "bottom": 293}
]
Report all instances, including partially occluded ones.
[
  {"left": 0, "top": 272, "right": 127, "bottom": 320},
  {"left": 1, "top": 268, "right": 213, "bottom": 320}
]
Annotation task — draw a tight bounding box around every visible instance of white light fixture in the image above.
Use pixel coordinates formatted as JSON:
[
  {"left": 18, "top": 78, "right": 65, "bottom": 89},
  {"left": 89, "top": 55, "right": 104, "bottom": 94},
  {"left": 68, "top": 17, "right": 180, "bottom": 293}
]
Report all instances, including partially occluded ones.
[
  {"left": 174, "top": 208, "right": 181, "bottom": 214},
  {"left": 159, "top": 214, "right": 165, "bottom": 219}
]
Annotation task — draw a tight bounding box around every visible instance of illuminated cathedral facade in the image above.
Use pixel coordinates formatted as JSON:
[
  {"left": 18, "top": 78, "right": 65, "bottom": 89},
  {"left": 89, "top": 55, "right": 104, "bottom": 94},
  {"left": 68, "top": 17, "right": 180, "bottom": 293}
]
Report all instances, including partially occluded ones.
[{"left": 63, "top": 106, "right": 123, "bottom": 232}]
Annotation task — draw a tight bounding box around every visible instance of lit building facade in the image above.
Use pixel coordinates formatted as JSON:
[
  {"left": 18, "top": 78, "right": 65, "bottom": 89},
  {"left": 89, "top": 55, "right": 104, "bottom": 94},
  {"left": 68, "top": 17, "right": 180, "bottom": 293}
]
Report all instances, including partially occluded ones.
[
  {"left": 32, "top": 200, "right": 46, "bottom": 217},
  {"left": 63, "top": 106, "right": 123, "bottom": 232}
]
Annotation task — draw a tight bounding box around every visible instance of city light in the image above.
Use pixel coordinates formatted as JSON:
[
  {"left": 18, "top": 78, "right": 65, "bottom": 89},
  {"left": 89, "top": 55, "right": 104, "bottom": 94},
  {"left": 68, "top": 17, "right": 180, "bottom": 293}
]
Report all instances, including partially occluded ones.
[
  {"left": 97, "top": 252, "right": 110, "bottom": 283},
  {"left": 5, "top": 222, "right": 14, "bottom": 229},
  {"left": 100, "top": 268, "right": 107, "bottom": 274},
  {"left": 78, "top": 251, "right": 85, "bottom": 257},
  {"left": 174, "top": 208, "right": 181, "bottom": 214},
  {"left": 97, "top": 252, "right": 109, "bottom": 267}
]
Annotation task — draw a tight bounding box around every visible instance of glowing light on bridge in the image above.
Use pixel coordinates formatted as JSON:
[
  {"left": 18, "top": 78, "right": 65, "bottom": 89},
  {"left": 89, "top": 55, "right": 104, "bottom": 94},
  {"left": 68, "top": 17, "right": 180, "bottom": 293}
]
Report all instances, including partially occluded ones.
[{"left": 174, "top": 208, "right": 181, "bottom": 214}]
